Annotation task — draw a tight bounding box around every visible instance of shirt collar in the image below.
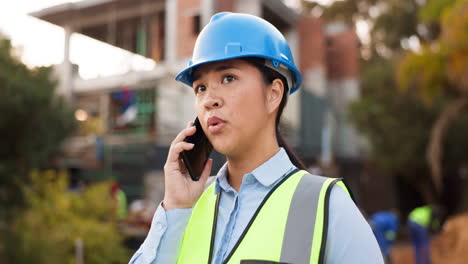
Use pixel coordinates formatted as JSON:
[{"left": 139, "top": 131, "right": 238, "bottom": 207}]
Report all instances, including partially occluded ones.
[
  {"left": 214, "top": 163, "right": 230, "bottom": 194},
  {"left": 213, "top": 147, "right": 295, "bottom": 194}
]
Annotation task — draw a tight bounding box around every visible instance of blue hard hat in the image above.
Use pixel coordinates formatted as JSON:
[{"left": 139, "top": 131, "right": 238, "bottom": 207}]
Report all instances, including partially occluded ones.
[{"left": 175, "top": 12, "right": 302, "bottom": 94}]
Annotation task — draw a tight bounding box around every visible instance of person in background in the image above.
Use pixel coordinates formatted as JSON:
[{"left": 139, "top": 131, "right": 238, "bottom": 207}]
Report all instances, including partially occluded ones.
[
  {"left": 110, "top": 181, "right": 128, "bottom": 221},
  {"left": 408, "top": 204, "right": 443, "bottom": 264},
  {"left": 370, "top": 211, "right": 399, "bottom": 263}
]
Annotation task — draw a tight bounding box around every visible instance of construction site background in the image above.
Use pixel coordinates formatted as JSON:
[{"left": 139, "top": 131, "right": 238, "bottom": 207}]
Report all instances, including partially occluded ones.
[{"left": 1, "top": 0, "right": 468, "bottom": 263}]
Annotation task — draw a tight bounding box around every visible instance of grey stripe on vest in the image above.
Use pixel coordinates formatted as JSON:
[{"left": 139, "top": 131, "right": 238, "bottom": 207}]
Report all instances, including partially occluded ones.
[{"left": 280, "top": 173, "right": 329, "bottom": 264}]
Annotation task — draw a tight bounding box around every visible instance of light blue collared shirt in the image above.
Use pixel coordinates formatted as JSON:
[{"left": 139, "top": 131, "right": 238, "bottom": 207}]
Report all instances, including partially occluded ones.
[{"left": 129, "top": 148, "right": 383, "bottom": 264}]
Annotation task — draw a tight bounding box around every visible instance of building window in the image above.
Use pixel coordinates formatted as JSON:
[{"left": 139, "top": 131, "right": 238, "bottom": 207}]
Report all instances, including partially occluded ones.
[{"left": 193, "top": 14, "right": 201, "bottom": 35}]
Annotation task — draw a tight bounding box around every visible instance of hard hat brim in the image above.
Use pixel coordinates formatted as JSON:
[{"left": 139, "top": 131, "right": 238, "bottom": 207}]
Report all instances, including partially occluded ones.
[{"left": 175, "top": 54, "right": 302, "bottom": 94}]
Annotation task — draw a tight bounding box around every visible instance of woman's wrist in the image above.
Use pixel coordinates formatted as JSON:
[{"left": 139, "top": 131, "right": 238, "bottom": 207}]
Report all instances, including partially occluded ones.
[{"left": 162, "top": 199, "right": 193, "bottom": 211}]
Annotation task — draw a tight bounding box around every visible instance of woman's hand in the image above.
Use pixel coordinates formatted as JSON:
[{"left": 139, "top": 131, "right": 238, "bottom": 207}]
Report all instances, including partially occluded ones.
[{"left": 162, "top": 121, "right": 213, "bottom": 211}]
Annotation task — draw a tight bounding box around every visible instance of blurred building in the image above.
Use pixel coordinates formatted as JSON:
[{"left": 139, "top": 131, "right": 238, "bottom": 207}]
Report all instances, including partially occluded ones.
[{"left": 31, "top": 0, "right": 361, "bottom": 203}]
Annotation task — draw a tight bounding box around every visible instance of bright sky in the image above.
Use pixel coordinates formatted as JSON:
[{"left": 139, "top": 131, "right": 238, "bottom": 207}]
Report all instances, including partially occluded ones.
[{"left": 0, "top": 0, "right": 155, "bottom": 79}]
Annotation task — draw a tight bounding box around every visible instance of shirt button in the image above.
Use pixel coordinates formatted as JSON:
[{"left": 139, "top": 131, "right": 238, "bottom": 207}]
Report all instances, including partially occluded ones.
[{"left": 156, "top": 222, "right": 164, "bottom": 230}]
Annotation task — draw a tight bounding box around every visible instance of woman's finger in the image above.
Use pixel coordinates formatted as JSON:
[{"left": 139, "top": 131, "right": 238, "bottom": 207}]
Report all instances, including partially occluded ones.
[
  {"left": 167, "top": 141, "right": 195, "bottom": 163},
  {"left": 171, "top": 125, "right": 196, "bottom": 147}
]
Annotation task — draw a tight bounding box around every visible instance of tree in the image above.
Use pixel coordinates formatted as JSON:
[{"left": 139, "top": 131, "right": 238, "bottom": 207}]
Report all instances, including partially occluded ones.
[
  {"left": 302, "top": 0, "right": 468, "bottom": 205},
  {"left": 302, "top": 0, "right": 423, "bottom": 58},
  {"left": 351, "top": 55, "right": 468, "bottom": 203},
  {"left": 0, "top": 36, "right": 75, "bottom": 215},
  {"left": 3, "top": 170, "right": 131, "bottom": 263},
  {"left": 0, "top": 35, "right": 132, "bottom": 264},
  {"left": 397, "top": 0, "right": 468, "bottom": 196}
]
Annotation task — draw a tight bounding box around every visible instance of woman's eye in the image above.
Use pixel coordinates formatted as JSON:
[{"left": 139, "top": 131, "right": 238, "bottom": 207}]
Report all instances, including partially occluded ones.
[
  {"left": 195, "top": 85, "right": 206, "bottom": 94},
  {"left": 222, "top": 75, "right": 236, "bottom": 84}
]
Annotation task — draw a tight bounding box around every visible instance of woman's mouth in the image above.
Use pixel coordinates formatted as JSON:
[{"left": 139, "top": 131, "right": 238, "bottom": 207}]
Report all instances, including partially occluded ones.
[{"left": 207, "top": 116, "right": 226, "bottom": 134}]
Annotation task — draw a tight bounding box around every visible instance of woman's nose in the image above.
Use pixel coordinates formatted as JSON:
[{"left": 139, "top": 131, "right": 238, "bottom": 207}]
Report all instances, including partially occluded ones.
[
  {"left": 203, "top": 90, "right": 223, "bottom": 110},
  {"left": 204, "top": 97, "right": 222, "bottom": 109}
]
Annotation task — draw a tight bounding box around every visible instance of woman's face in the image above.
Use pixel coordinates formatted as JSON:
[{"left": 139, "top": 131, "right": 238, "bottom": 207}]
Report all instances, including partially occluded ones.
[{"left": 192, "top": 59, "right": 278, "bottom": 157}]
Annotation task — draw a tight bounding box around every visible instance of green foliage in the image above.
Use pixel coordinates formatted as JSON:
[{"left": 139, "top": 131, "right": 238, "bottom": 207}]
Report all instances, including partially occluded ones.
[
  {"left": 397, "top": 46, "right": 448, "bottom": 104},
  {"left": 441, "top": 0, "right": 468, "bottom": 91},
  {"left": 3, "top": 170, "right": 131, "bottom": 264},
  {"left": 0, "top": 36, "right": 76, "bottom": 210},
  {"left": 303, "top": 0, "right": 424, "bottom": 56},
  {"left": 303, "top": 0, "right": 379, "bottom": 22},
  {"left": 351, "top": 57, "right": 468, "bottom": 183},
  {"left": 351, "top": 58, "right": 431, "bottom": 178},
  {"left": 371, "top": 0, "right": 421, "bottom": 51},
  {"left": 320, "top": 0, "right": 360, "bottom": 24},
  {"left": 419, "top": 0, "right": 455, "bottom": 23},
  {"left": 313, "top": 0, "right": 441, "bottom": 184},
  {"left": 305, "top": 0, "right": 468, "bottom": 201},
  {"left": 398, "top": 0, "right": 468, "bottom": 98}
]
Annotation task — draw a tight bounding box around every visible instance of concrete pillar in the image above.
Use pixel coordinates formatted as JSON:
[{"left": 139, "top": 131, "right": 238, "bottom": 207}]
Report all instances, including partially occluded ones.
[
  {"left": 234, "top": 0, "right": 261, "bottom": 16},
  {"left": 321, "top": 110, "right": 335, "bottom": 166},
  {"left": 165, "top": 0, "right": 177, "bottom": 62},
  {"left": 156, "top": 77, "right": 193, "bottom": 144},
  {"left": 328, "top": 79, "right": 361, "bottom": 158},
  {"left": 106, "top": 4, "right": 117, "bottom": 46},
  {"left": 285, "top": 29, "right": 300, "bottom": 70},
  {"left": 62, "top": 25, "right": 73, "bottom": 102},
  {"left": 324, "top": 25, "right": 361, "bottom": 158},
  {"left": 74, "top": 238, "right": 84, "bottom": 264},
  {"left": 99, "top": 93, "right": 109, "bottom": 134},
  {"left": 201, "top": 0, "right": 214, "bottom": 27},
  {"left": 282, "top": 28, "right": 300, "bottom": 143},
  {"left": 144, "top": 171, "right": 165, "bottom": 204}
]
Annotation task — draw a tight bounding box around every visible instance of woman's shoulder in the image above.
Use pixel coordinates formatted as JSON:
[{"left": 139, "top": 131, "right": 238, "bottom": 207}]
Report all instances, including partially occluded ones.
[
  {"left": 325, "top": 184, "right": 384, "bottom": 263},
  {"left": 328, "top": 183, "right": 367, "bottom": 227},
  {"left": 329, "top": 183, "right": 356, "bottom": 211}
]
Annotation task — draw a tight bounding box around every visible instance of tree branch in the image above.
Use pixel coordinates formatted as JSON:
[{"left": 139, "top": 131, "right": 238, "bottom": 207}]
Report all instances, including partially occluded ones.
[{"left": 427, "top": 96, "right": 468, "bottom": 197}]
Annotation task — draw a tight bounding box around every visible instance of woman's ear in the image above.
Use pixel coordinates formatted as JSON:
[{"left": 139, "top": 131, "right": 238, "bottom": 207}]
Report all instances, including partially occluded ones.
[{"left": 267, "top": 78, "right": 284, "bottom": 114}]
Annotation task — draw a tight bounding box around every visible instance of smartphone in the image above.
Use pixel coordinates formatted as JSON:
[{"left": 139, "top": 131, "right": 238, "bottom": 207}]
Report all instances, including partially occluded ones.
[{"left": 180, "top": 117, "right": 213, "bottom": 181}]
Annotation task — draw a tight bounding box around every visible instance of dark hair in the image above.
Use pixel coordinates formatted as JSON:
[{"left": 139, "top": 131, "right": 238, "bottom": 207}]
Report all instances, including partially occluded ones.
[{"left": 243, "top": 57, "right": 306, "bottom": 170}]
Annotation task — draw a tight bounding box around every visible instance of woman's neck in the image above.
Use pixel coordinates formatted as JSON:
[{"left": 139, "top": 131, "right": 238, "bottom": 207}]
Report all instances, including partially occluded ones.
[{"left": 226, "top": 137, "right": 280, "bottom": 192}]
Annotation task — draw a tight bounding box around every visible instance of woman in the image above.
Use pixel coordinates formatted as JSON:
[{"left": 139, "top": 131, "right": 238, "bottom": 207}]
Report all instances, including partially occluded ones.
[{"left": 130, "top": 12, "right": 382, "bottom": 264}]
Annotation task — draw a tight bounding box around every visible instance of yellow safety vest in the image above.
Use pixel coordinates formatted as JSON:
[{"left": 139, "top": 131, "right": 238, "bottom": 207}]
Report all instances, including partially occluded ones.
[
  {"left": 177, "top": 169, "right": 350, "bottom": 264},
  {"left": 409, "top": 206, "right": 432, "bottom": 228}
]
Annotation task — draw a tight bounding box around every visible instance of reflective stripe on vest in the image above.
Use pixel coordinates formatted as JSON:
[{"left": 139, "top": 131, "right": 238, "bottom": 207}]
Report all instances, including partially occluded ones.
[{"left": 177, "top": 169, "right": 350, "bottom": 264}]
